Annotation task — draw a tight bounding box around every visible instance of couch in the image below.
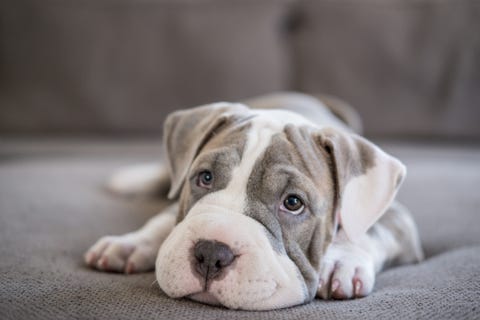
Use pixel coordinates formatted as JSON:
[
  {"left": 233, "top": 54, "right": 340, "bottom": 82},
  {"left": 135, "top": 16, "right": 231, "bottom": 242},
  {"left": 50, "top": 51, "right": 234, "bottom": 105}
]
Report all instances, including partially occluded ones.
[{"left": 1, "top": 0, "right": 479, "bottom": 319}]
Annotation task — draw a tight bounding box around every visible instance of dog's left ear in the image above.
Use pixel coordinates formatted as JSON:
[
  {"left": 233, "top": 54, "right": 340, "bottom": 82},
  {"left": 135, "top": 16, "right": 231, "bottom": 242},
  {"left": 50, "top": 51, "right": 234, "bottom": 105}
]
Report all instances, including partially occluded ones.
[
  {"left": 163, "top": 102, "right": 249, "bottom": 199},
  {"left": 315, "top": 128, "right": 406, "bottom": 242}
]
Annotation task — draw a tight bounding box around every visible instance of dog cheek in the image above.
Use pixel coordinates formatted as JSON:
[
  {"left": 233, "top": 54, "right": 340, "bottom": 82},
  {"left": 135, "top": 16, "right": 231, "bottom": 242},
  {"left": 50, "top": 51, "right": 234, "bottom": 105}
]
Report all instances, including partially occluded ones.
[
  {"left": 207, "top": 256, "right": 279, "bottom": 309},
  {"left": 286, "top": 216, "right": 335, "bottom": 302},
  {"left": 155, "top": 223, "right": 202, "bottom": 297},
  {"left": 208, "top": 249, "right": 308, "bottom": 310}
]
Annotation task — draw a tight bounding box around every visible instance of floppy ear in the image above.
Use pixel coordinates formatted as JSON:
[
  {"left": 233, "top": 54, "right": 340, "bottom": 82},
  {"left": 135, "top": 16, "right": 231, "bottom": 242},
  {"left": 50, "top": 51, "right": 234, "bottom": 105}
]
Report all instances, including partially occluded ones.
[
  {"left": 163, "top": 102, "right": 249, "bottom": 199},
  {"left": 316, "top": 128, "right": 406, "bottom": 242}
]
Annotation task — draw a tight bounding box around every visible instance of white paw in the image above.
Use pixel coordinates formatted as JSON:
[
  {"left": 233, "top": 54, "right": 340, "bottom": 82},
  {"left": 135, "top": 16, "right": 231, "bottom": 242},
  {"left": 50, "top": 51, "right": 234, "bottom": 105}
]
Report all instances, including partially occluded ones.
[
  {"left": 84, "top": 235, "right": 157, "bottom": 274},
  {"left": 316, "top": 244, "right": 375, "bottom": 300}
]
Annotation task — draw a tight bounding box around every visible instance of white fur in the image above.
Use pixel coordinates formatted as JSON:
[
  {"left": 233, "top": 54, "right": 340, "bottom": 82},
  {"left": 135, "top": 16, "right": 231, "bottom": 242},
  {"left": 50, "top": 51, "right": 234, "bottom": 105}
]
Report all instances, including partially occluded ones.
[
  {"left": 340, "top": 147, "right": 406, "bottom": 242},
  {"left": 156, "top": 116, "right": 309, "bottom": 309},
  {"left": 317, "top": 216, "right": 409, "bottom": 299},
  {"left": 107, "top": 163, "right": 169, "bottom": 197},
  {"left": 317, "top": 230, "right": 376, "bottom": 299},
  {"left": 84, "top": 96, "right": 420, "bottom": 310},
  {"left": 84, "top": 204, "right": 177, "bottom": 273},
  {"left": 156, "top": 207, "right": 307, "bottom": 310}
]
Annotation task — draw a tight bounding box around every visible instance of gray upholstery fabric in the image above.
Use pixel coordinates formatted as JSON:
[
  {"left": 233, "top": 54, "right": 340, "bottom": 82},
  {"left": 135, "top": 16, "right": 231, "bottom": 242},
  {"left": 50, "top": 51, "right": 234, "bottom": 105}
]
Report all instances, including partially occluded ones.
[
  {"left": 1, "top": 0, "right": 479, "bottom": 138},
  {"left": 0, "top": 0, "right": 290, "bottom": 134},
  {"left": 1, "top": 138, "right": 479, "bottom": 319},
  {"left": 292, "top": 0, "right": 480, "bottom": 138}
]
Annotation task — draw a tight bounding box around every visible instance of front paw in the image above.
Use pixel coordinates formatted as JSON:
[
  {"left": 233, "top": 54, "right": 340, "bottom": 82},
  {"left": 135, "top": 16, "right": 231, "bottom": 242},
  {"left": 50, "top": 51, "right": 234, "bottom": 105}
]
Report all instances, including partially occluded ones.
[
  {"left": 317, "top": 245, "right": 375, "bottom": 300},
  {"left": 84, "top": 235, "right": 156, "bottom": 274}
]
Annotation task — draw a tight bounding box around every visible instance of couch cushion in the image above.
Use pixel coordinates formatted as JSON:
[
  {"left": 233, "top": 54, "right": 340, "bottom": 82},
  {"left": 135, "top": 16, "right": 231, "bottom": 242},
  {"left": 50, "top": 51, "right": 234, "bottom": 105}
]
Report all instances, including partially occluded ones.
[
  {"left": 292, "top": 0, "right": 480, "bottom": 139},
  {"left": 0, "top": 138, "right": 479, "bottom": 318},
  {"left": 382, "top": 141, "right": 480, "bottom": 257},
  {"left": 0, "top": 0, "right": 291, "bottom": 134}
]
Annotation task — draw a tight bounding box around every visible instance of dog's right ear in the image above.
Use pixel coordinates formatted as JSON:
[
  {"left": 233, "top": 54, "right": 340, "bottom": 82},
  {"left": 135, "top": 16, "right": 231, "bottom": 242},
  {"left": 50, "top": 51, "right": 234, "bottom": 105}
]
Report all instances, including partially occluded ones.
[{"left": 163, "top": 102, "right": 249, "bottom": 199}]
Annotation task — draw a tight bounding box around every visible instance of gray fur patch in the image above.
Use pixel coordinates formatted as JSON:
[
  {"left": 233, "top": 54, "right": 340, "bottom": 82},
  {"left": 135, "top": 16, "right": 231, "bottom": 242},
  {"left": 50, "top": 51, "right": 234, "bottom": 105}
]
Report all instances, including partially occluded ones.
[
  {"left": 177, "top": 120, "right": 251, "bottom": 221},
  {"left": 372, "top": 203, "right": 424, "bottom": 267},
  {"left": 245, "top": 125, "right": 337, "bottom": 301}
]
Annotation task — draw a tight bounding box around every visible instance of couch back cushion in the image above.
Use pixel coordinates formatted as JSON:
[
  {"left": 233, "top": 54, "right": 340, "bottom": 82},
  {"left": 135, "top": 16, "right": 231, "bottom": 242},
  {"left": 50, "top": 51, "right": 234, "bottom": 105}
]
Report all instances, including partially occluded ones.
[
  {"left": 1, "top": 0, "right": 479, "bottom": 139},
  {"left": 0, "top": 0, "right": 291, "bottom": 134},
  {"left": 292, "top": 0, "right": 480, "bottom": 139}
]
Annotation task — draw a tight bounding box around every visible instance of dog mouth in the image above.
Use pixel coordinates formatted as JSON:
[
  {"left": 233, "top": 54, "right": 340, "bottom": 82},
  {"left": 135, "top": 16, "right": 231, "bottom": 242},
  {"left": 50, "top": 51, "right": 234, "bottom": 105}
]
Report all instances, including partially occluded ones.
[
  {"left": 188, "top": 291, "right": 222, "bottom": 306},
  {"left": 155, "top": 211, "right": 309, "bottom": 310}
]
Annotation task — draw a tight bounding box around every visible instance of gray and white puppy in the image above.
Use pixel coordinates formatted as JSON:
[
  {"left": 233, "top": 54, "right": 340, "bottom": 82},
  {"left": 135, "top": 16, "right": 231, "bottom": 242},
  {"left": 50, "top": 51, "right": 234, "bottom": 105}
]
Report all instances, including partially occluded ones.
[{"left": 84, "top": 92, "right": 423, "bottom": 310}]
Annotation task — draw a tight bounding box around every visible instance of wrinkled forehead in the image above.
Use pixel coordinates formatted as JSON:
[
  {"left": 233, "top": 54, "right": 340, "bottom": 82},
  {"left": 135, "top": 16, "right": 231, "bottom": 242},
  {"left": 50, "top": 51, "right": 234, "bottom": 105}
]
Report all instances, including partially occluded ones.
[
  {"left": 203, "top": 110, "right": 323, "bottom": 158},
  {"left": 197, "top": 117, "right": 252, "bottom": 165},
  {"left": 193, "top": 112, "right": 332, "bottom": 206},
  {"left": 199, "top": 109, "right": 316, "bottom": 164},
  {"left": 249, "top": 124, "right": 333, "bottom": 194}
]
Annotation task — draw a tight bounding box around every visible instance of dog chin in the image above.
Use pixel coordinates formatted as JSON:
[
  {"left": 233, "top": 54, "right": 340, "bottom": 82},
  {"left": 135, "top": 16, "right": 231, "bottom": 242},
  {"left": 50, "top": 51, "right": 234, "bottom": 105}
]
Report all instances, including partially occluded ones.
[{"left": 188, "top": 292, "right": 222, "bottom": 306}]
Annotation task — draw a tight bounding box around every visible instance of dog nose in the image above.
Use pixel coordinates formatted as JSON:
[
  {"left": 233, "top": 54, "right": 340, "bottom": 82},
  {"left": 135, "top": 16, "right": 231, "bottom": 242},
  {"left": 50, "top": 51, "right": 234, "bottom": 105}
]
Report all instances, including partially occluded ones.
[{"left": 193, "top": 240, "right": 235, "bottom": 280}]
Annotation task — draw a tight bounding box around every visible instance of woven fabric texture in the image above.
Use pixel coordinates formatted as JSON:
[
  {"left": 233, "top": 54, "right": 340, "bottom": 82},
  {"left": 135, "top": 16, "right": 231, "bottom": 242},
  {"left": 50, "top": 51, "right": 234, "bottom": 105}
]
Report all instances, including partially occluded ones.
[{"left": 0, "top": 139, "right": 479, "bottom": 319}]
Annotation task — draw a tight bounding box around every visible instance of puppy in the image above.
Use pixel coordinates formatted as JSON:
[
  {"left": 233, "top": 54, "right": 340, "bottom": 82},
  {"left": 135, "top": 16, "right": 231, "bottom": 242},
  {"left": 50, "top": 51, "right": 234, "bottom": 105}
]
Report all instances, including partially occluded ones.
[{"left": 84, "top": 92, "right": 423, "bottom": 310}]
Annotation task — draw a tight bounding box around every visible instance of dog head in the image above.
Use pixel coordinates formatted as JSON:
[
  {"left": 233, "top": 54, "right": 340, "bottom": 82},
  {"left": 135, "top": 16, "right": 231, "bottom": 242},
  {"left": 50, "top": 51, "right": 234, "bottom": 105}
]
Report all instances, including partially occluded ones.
[{"left": 155, "top": 102, "right": 405, "bottom": 310}]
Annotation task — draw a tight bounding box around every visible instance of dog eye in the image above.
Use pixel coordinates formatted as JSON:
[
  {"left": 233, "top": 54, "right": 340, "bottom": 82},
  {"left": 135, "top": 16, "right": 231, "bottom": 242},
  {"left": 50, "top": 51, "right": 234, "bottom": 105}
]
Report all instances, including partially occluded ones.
[
  {"left": 281, "top": 194, "right": 305, "bottom": 215},
  {"left": 197, "top": 170, "right": 214, "bottom": 188}
]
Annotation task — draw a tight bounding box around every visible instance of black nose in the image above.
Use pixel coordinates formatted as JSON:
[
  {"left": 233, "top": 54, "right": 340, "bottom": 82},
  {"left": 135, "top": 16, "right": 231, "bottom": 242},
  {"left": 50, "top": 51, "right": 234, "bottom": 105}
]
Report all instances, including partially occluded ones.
[{"left": 193, "top": 240, "right": 235, "bottom": 280}]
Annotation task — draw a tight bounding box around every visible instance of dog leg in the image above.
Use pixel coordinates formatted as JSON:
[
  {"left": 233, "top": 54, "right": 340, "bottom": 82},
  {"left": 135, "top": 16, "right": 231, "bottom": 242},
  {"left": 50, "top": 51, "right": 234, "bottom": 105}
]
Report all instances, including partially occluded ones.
[
  {"left": 317, "top": 202, "right": 423, "bottom": 299},
  {"left": 84, "top": 203, "right": 178, "bottom": 274}
]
